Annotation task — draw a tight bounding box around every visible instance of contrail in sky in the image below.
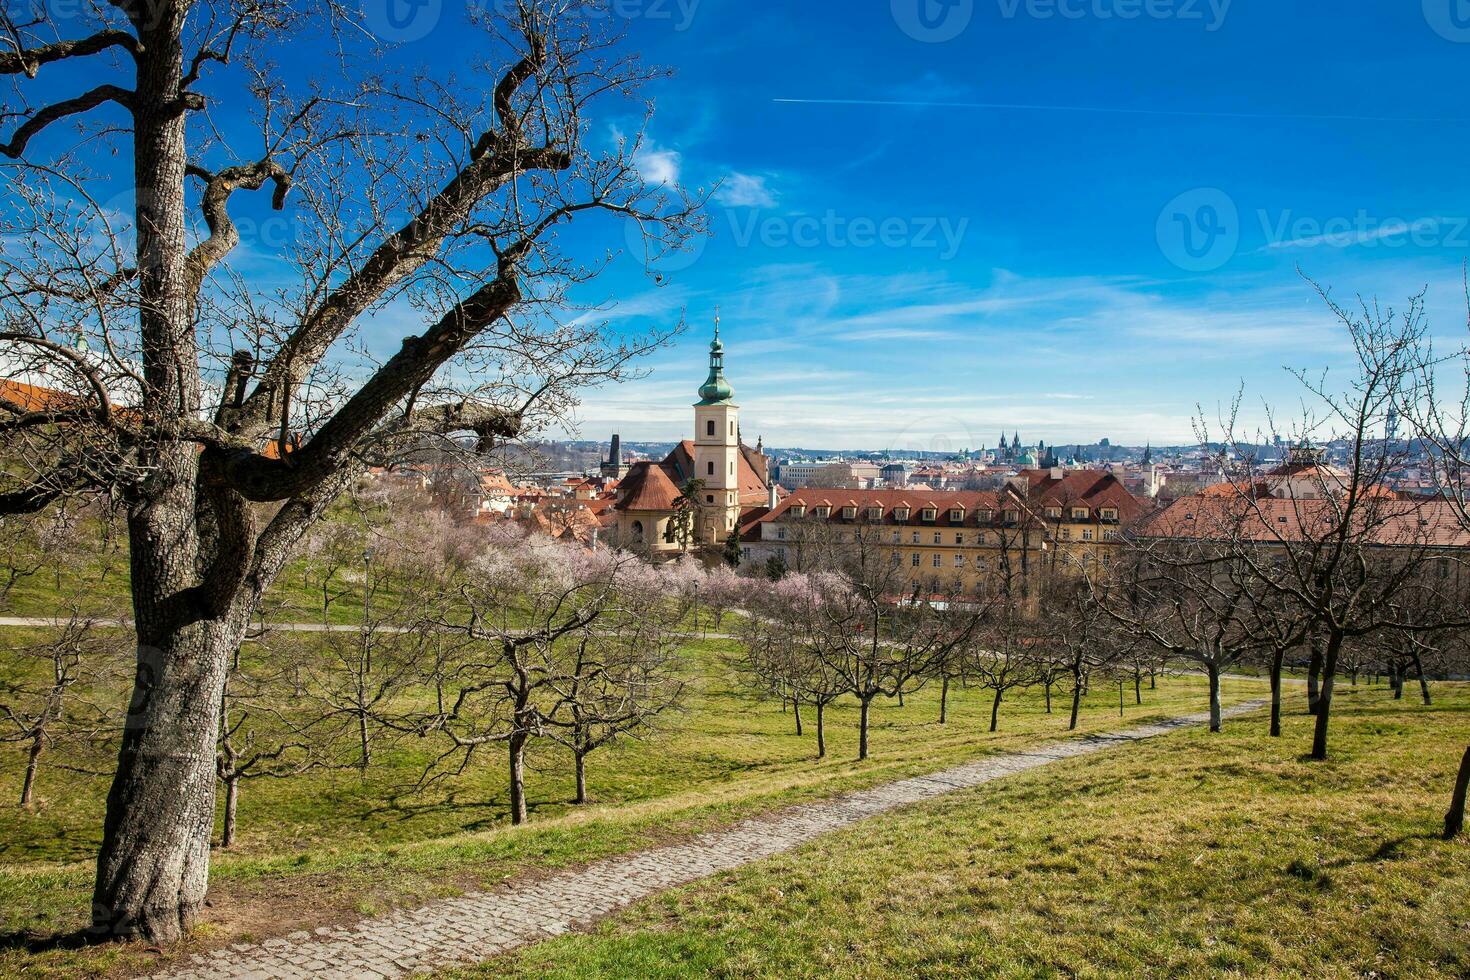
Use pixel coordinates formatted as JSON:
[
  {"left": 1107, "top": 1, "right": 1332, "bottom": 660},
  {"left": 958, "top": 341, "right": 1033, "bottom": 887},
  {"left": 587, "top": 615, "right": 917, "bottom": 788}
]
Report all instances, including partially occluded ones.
[{"left": 773, "top": 97, "right": 1460, "bottom": 125}]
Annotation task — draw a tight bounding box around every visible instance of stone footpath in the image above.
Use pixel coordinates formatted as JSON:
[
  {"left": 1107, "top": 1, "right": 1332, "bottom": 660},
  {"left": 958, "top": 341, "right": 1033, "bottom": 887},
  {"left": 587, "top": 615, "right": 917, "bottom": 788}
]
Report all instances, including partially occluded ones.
[{"left": 148, "top": 700, "right": 1264, "bottom": 980}]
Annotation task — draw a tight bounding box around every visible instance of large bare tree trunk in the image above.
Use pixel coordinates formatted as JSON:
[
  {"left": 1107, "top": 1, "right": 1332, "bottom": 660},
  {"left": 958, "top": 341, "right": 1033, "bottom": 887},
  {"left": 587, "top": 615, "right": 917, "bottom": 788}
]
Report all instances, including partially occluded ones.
[
  {"left": 792, "top": 699, "right": 802, "bottom": 736},
  {"left": 574, "top": 751, "right": 587, "bottom": 805},
  {"left": 90, "top": 6, "right": 237, "bottom": 944},
  {"left": 1445, "top": 745, "right": 1470, "bottom": 840},
  {"left": 938, "top": 676, "right": 949, "bottom": 724},
  {"left": 858, "top": 697, "right": 871, "bottom": 760},
  {"left": 94, "top": 626, "right": 237, "bottom": 941},
  {"left": 989, "top": 689, "right": 1002, "bottom": 732}
]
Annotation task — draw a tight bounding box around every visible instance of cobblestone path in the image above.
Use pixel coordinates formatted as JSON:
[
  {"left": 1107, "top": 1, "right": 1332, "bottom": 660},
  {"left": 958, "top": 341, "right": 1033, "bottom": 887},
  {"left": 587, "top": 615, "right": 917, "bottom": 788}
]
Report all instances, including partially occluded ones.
[{"left": 150, "top": 701, "right": 1264, "bottom": 979}]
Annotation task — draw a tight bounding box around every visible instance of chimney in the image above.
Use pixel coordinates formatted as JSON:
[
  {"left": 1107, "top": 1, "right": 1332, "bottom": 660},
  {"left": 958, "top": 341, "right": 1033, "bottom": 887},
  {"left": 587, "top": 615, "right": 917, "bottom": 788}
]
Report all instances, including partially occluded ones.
[
  {"left": 1049, "top": 466, "right": 1064, "bottom": 480},
  {"left": 767, "top": 481, "right": 779, "bottom": 509}
]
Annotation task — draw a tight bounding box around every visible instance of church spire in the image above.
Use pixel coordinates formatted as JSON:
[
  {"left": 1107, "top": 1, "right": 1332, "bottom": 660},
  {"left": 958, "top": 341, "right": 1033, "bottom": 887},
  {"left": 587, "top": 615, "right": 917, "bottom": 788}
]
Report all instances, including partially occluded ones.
[{"left": 697, "top": 310, "right": 734, "bottom": 405}]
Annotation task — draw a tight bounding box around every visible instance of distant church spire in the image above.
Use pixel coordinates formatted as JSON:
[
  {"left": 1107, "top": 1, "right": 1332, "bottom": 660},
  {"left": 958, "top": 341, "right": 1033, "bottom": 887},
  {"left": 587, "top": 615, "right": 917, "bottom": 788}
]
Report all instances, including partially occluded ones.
[{"left": 697, "top": 310, "right": 734, "bottom": 405}]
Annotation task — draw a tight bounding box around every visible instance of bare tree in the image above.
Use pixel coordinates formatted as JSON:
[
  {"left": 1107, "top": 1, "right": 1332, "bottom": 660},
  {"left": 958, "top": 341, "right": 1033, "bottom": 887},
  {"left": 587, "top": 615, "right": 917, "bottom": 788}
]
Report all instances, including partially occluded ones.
[
  {"left": 0, "top": 616, "right": 121, "bottom": 807},
  {"left": 215, "top": 637, "right": 323, "bottom": 849},
  {"left": 0, "top": 0, "right": 700, "bottom": 938},
  {"left": 545, "top": 576, "right": 685, "bottom": 803}
]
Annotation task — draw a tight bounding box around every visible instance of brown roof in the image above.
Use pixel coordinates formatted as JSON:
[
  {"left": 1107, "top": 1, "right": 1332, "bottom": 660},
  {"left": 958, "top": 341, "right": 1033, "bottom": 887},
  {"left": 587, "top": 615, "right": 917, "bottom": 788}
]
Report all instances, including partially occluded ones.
[
  {"left": 1139, "top": 493, "right": 1470, "bottom": 549},
  {"left": 761, "top": 487, "right": 1022, "bottom": 528},
  {"left": 1016, "top": 469, "right": 1147, "bottom": 523},
  {"left": 0, "top": 379, "right": 80, "bottom": 412},
  {"left": 616, "top": 461, "right": 683, "bottom": 512}
]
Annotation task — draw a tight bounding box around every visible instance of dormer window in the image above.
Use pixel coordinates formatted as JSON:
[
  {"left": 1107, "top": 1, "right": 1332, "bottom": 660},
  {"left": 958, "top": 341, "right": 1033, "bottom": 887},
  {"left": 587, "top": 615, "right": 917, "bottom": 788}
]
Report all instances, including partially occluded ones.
[
  {"left": 1045, "top": 507, "right": 1062, "bottom": 520},
  {"left": 895, "top": 507, "right": 911, "bottom": 521},
  {"left": 1071, "top": 507, "right": 1089, "bottom": 520},
  {"left": 1101, "top": 508, "right": 1118, "bottom": 522},
  {"left": 867, "top": 506, "right": 883, "bottom": 520},
  {"left": 842, "top": 506, "right": 857, "bottom": 520},
  {"left": 1003, "top": 509, "right": 1019, "bottom": 524},
  {"left": 922, "top": 507, "right": 938, "bottom": 522},
  {"left": 977, "top": 509, "right": 994, "bottom": 522},
  {"left": 814, "top": 505, "right": 832, "bottom": 518},
  {"left": 949, "top": 508, "right": 965, "bottom": 522},
  {"left": 790, "top": 504, "right": 806, "bottom": 518}
]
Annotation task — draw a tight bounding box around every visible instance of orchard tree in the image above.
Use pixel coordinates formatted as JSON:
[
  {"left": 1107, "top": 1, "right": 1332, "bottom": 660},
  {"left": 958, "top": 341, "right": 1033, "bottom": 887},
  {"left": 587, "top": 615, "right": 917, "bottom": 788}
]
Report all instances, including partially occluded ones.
[{"left": 0, "top": 0, "right": 699, "bottom": 939}]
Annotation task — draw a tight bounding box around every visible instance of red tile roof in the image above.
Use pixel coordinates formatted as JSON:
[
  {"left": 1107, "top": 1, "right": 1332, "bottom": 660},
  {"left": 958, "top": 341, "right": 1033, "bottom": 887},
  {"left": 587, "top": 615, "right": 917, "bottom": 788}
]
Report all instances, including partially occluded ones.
[{"left": 616, "top": 461, "right": 684, "bottom": 512}]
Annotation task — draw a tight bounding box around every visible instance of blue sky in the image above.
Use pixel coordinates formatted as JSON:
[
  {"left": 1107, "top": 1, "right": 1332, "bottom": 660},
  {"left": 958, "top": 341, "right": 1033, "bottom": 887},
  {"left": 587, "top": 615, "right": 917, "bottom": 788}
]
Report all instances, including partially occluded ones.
[
  {"left": 521, "top": 0, "right": 1470, "bottom": 450},
  {"left": 37, "top": 0, "right": 1470, "bottom": 451}
]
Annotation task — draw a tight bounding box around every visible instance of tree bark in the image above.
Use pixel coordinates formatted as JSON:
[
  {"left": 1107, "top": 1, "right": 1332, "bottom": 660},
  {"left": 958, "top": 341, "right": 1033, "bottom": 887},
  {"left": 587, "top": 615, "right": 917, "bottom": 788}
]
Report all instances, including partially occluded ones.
[
  {"left": 1391, "top": 661, "right": 1403, "bottom": 700},
  {"left": 1133, "top": 670, "right": 1142, "bottom": 706},
  {"left": 221, "top": 776, "right": 239, "bottom": 849},
  {"left": 1043, "top": 676, "right": 1052, "bottom": 714},
  {"left": 508, "top": 732, "right": 528, "bottom": 825},
  {"left": 1068, "top": 670, "right": 1083, "bottom": 731},
  {"left": 858, "top": 697, "right": 871, "bottom": 760},
  {"left": 1307, "top": 641, "right": 1323, "bottom": 715},
  {"left": 20, "top": 732, "right": 42, "bottom": 807},
  {"left": 1309, "top": 632, "right": 1341, "bottom": 760},
  {"left": 1445, "top": 744, "right": 1470, "bottom": 839},
  {"left": 1206, "top": 664, "right": 1221, "bottom": 733},
  {"left": 574, "top": 751, "right": 587, "bottom": 804},
  {"left": 792, "top": 698, "right": 803, "bottom": 736},
  {"left": 938, "top": 676, "right": 949, "bottom": 724},
  {"left": 1414, "top": 652, "right": 1432, "bottom": 706},
  {"left": 815, "top": 702, "right": 826, "bottom": 758},
  {"left": 1269, "top": 649, "right": 1284, "bottom": 738},
  {"left": 93, "top": 626, "right": 237, "bottom": 942},
  {"left": 989, "top": 689, "right": 1002, "bottom": 733}
]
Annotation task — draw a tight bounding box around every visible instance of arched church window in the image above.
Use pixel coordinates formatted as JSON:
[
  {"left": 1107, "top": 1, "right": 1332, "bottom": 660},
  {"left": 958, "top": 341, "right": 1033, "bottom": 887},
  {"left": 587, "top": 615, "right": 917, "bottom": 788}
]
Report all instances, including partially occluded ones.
[
  {"left": 707, "top": 461, "right": 715, "bottom": 476},
  {"left": 631, "top": 520, "right": 644, "bottom": 541},
  {"left": 706, "top": 420, "right": 715, "bottom": 437}
]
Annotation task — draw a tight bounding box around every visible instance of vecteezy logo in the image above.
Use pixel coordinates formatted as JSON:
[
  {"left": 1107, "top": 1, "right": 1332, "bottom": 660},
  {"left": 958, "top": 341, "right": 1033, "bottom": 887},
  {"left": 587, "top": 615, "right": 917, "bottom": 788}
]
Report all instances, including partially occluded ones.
[
  {"left": 1157, "top": 188, "right": 1239, "bottom": 272},
  {"left": 891, "top": 0, "right": 974, "bottom": 43},
  {"left": 362, "top": 0, "right": 442, "bottom": 43},
  {"left": 1424, "top": 0, "right": 1470, "bottom": 42}
]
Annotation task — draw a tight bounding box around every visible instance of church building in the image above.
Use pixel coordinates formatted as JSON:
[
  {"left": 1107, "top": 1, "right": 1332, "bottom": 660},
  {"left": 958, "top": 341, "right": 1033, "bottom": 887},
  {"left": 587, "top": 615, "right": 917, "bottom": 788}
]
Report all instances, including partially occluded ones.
[{"left": 612, "top": 324, "right": 776, "bottom": 559}]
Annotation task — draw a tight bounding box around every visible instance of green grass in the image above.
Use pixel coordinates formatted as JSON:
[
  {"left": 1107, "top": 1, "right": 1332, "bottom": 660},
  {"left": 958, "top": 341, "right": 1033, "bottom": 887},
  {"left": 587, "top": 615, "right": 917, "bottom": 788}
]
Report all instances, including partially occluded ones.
[
  {"left": 439, "top": 683, "right": 1470, "bottom": 979},
  {"left": 0, "top": 634, "right": 1258, "bottom": 978}
]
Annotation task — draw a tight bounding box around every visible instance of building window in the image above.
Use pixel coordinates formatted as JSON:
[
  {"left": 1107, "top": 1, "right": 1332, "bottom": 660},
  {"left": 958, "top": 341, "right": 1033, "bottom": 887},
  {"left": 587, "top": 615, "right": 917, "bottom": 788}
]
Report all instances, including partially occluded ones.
[
  {"left": 1071, "top": 507, "right": 1089, "bottom": 520},
  {"left": 895, "top": 507, "right": 910, "bottom": 521},
  {"left": 1082, "top": 529, "right": 1094, "bottom": 541},
  {"left": 912, "top": 553, "right": 920, "bottom": 566},
  {"left": 868, "top": 506, "right": 883, "bottom": 520},
  {"left": 777, "top": 528, "right": 786, "bottom": 540},
  {"left": 706, "top": 419, "right": 715, "bottom": 437},
  {"left": 790, "top": 505, "right": 805, "bottom": 518},
  {"left": 954, "top": 533, "right": 963, "bottom": 545},
  {"left": 911, "top": 531, "right": 920, "bottom": 544},
  {"left": 1046, "top": 507, "right": 1062, "bottom": 520},
  {"left": 891, "top": 552, "right": 901, "bottom": 566},
  {"left": 932, "top": 554, "right": 942, "bottom": 568},
  {"left": 1059, "top": 528, "right": 1071, "bottom": 540},
  {"left": 976, "top": 532, "right": 986, "bottom": 544},
  {"left": 815, "top": 506, "right": 831, "bottom": 518},
  {"left": 954, "top": 555, "right": 965, "bottom": 567},
  {"left": 706, "top": 494, "right": 714, "bottom": 503},
  {"left": 729, "top": 421, "right": 734, "bottom": 437},
  {"left": 741, "top": 547, "right": 751, "bottom": 559},
  {"left": 933, "top": 532, "right": 941, "bottom": 544},
  {"left": 1104, "top": 529, "right": 1119, "bottom": 542},
  {"left": 842, "top": 506, "right": 857, "bottom": 519},
  {"left": 922, "top": 508, "right": 937, "bottom": 521},
  {"left": 892, "top": 531, "right": 900, "bottom": 543},
  {"left": 707, "top": 461, "right": 715, "bottom": 476},
  {"left": 949, "top": 508, "right": 964, "bottom": 522}
]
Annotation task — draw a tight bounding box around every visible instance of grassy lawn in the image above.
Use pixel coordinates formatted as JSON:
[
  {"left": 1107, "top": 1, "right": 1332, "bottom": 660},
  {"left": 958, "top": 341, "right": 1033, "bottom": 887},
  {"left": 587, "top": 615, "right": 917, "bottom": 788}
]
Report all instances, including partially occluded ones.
[
  {"left": 0, "top": 633, "right": 1260, "bottom": 978},
  {"left": 442, "top": 682, "right": 1470, "bottom": 979}
]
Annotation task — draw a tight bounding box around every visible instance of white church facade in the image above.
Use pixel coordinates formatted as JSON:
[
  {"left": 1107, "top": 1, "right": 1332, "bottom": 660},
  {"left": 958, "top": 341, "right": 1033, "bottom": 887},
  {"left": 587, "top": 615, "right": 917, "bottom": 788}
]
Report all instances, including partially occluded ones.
[{"left": 612, "top": 325, "right": 776, "bottom": 559}]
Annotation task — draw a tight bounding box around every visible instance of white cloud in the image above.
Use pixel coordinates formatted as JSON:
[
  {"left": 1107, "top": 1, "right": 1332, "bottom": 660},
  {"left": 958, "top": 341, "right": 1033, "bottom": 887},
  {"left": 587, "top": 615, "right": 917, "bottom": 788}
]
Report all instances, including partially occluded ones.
[
  {"left": 714, "top": 172, "right": 777, "bottom": 208},
  {"left": 632, "top": 143, "right": 681, "bottom": 186}
]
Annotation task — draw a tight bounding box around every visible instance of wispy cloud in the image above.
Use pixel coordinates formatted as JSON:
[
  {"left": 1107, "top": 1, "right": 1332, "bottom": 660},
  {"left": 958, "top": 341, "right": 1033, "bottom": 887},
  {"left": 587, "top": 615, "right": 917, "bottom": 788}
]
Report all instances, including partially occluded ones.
[{"left": 715, "top": 172, "right": 777, "bottom": 208}]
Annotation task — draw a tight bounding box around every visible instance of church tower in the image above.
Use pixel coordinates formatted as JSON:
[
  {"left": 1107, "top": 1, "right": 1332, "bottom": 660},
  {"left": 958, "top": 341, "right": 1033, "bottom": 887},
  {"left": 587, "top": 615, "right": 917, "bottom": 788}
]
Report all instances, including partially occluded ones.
[{"left": 692, "top": 315, "right": 740, "bottom": 543}]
